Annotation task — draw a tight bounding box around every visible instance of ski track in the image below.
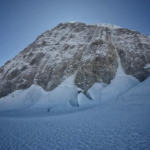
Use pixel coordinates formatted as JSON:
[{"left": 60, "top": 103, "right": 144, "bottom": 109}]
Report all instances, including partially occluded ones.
[{"left": 0, "top": 104, "right": 150, "bottom": 150}]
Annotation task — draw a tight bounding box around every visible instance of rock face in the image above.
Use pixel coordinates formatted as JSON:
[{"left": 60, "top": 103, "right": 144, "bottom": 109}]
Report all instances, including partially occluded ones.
[{"left": 0, "top": 22, "right": 150, "bottom": 98}]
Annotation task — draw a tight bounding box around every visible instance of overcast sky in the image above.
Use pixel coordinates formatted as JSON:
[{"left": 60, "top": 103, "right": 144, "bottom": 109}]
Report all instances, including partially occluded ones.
[{"left": 0, "top": 0, "right": 150, "bottom": 67}]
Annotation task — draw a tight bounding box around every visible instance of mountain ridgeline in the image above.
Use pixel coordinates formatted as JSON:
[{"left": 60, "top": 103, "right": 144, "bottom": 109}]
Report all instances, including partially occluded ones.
[{"left": 0, "top": 22, "right": 150, "bottom": 98}]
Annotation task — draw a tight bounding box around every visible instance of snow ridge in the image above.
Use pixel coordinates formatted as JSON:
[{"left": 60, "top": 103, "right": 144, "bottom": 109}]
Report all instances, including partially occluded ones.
[{"left": 97, "top": 23, "right": 121, "bottom": 29}]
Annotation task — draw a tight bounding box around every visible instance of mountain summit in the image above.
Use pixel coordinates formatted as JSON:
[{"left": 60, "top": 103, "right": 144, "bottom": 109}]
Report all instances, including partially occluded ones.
[{"left": 0, "top": 22, "right": 150, "bottom": 98}]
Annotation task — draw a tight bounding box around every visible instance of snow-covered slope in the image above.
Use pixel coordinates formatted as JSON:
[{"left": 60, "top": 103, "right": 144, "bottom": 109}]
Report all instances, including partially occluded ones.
[
  {"left": 100, "top": 75, "right": 140, "bottom": 103},
  {"left": 121, "top": 77, "right": 150, "bottom": 104},
  {"left": 99, "top": 54, "right": 140, "bottom": 102},
  {"left": 0, "top": 85, "right": 45, "bottom": 111},
  {"left": 0, "top": 74, "right": 79, "bottom": 113}
]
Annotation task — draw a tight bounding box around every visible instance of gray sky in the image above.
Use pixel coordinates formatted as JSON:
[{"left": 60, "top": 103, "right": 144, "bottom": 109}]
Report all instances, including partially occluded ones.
[{"left": 0, "top": 0, "right": 150, "bottom": 67}]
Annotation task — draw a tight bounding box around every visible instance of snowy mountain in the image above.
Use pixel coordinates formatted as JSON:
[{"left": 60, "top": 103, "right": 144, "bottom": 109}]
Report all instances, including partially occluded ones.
[{"left": 0, "top": 22, "right": 150, "bottom": 99}]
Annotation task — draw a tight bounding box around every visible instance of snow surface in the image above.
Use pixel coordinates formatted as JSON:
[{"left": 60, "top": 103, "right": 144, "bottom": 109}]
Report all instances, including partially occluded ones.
[
  {"left": 0, "top": 74, "right": 150, "bottom": 149},
  {"left": 0, "top": 84, "right": 150, "bottom": 150}
]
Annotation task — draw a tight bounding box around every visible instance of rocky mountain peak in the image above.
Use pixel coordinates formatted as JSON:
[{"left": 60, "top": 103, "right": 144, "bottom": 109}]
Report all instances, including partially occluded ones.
[{"left": 0, "top": 22, "right": 150, "bottom": 98}]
